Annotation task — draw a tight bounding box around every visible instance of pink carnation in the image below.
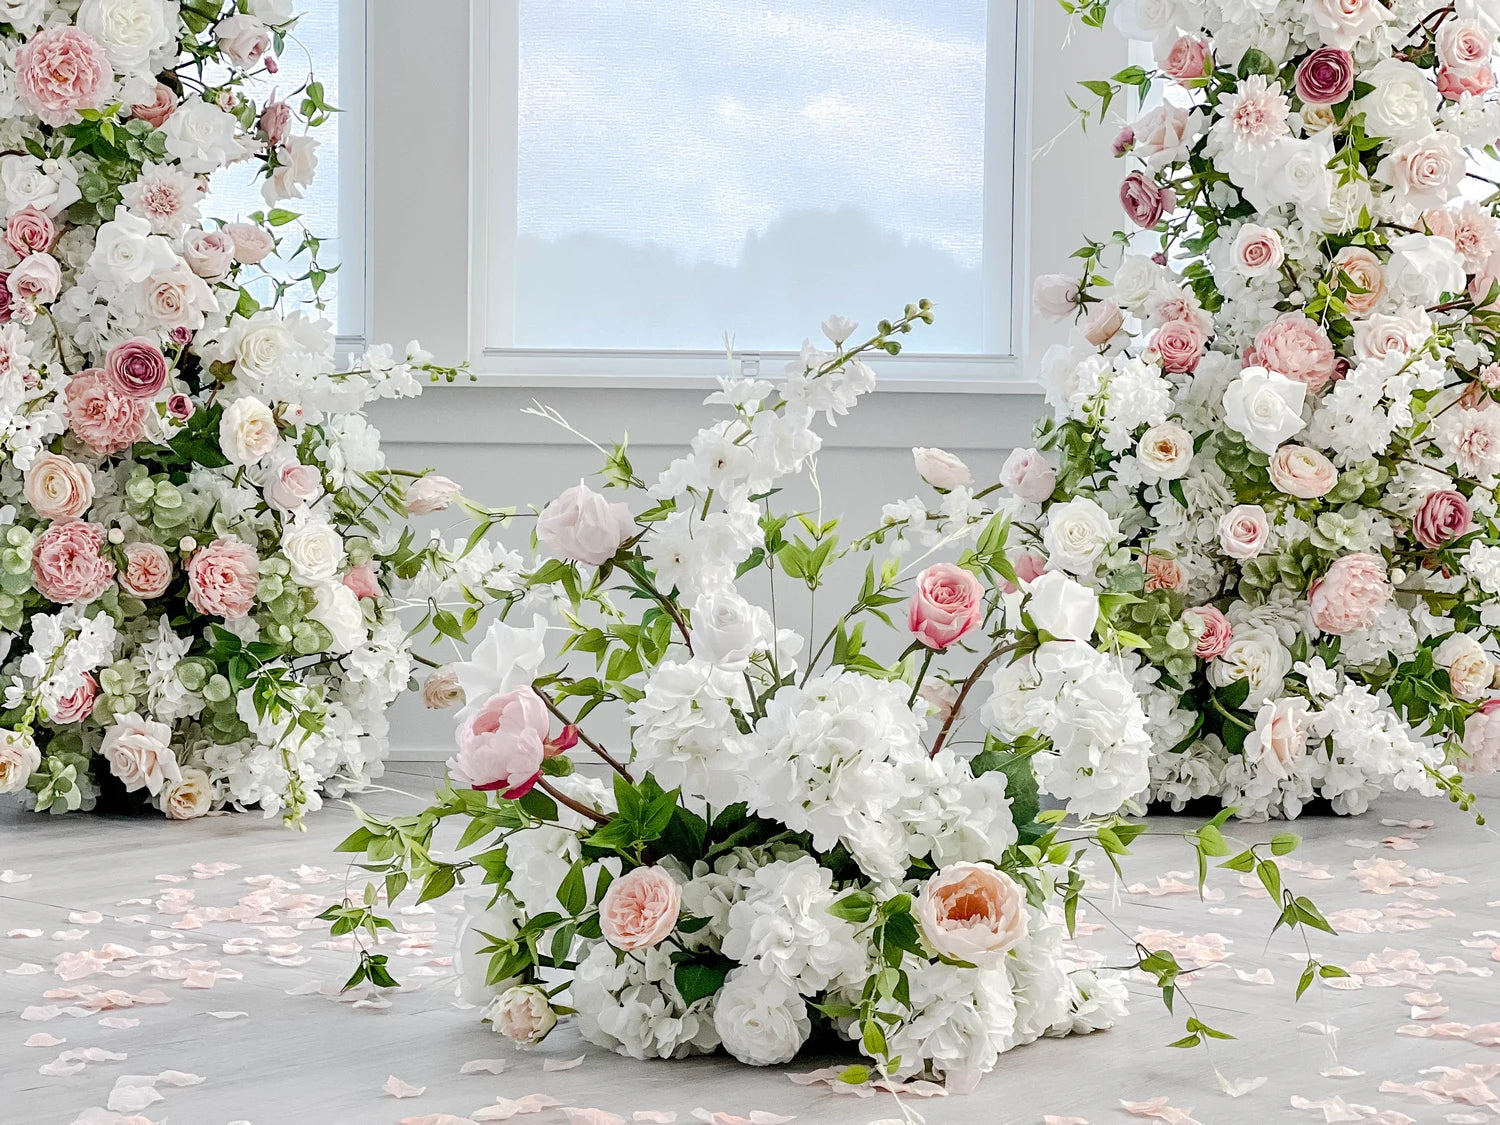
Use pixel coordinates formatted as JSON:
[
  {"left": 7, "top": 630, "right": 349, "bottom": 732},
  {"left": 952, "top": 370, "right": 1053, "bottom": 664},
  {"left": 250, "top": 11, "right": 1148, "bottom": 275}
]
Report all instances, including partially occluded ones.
[
  {"left": 15, "top": 26, "right": 112, "bottom": 126},
  {"left": 187, "top": 537, "right": 260, "bottom": 620},
  {"left": 65, "top": 370, "right": 148, "bottom": 456},
  {"left": 1308, "top": 553, "right": 1392, "bottom": 635},
  {"left": 32, "top": 522, "right": 114, "bottom": 604}
]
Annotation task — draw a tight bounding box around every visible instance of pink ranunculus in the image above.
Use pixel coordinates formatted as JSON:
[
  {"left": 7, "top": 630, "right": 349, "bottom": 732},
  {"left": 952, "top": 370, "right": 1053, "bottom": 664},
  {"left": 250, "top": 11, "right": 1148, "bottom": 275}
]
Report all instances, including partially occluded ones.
[
  {"left": 265, "top": 461, "right": 321, "bottom": 512},
  {"left": 908, "top": 563, "right": 984, "bottom": 651},
  {"left": 1437, "top": 63, "right": 1495, "bottom": 101},
  {"left": 1330, "top": 246, "right": 1385, "bottom": 316},
  {"left": 1308, "top": 553, "right": 1392, "bottom": 635},
  {"left": 1187, "top": 605, "right": 1233, "bottom": 659},
  {"left": 5, "top": 207, "right": 55, "bottom": 257},
  {"left": 50, "top": 672, "right": 98, "bottom": 724},
  {"left": 15, "top": 26, "right": 112, "bottom": 127},
  {"left": 1460, "top": 698, "right": 1500, "bottom": 775},
  {"left": 104, "top": 337, "right": 169, "bottom": 399},
  {"left": 1149, "top": 319, "right": 1205, "bottom": 373},
  {"left": 1082, "top": 300, "right": 1124, "bottom": 346},
  {"left": 120, "top": 541, "right": 173, "bottom": 599},
  {"left": 166, "top": 393, "right": 195, "bottom": 420},
  {"left": 9, "top": 252, "right": 61, "bottom": 307},
  {"left": 999, "top": 447, "right": 1056, "bottom": 502},
  {"left": 24, "top": 451, "right": 94, "bottom": 521},
  {"left": 65, "top": 369, "right": 148, "bottom": 456},
  {"left": 187, "top": 537, "right": 260, "bottom": 620},
  {"left": 1268, "top": 444, "right": 1338, "bottom": 499},
  {"left": 537, "top": 481, "right": 635, "bottom": 566},
  {"left": 1143, "top": 553, "right": 1186, "bottom": 592},
  {"left": 1120, "top": 171, "right": 1173, "bottom": 229},
  {"left": 1002, "top": 551, "right": 1048, "bottom": 594},
  {"left": 32, "top": 521, "right": 114, "bottom": 604},
  {"left": 448, "top": 686, "right": 549, "bottom": 797},
  {"left": 1162, "top": 36, "right": 1210, "bottom": 83},
  {"left": 404, "top": 474, "right": 463, "bottom": 515},
  {"left": 1253, "top": 314, "right": 1339, "bottom": 393},
  {"left": 1218, "top": 504, "right": 1270, "bottom": 560},
  {"left": 129, "top": 84, "right": 177, "bottom": 129},
  {"left": 917, "top": 862, "right": 1029, "bottom": 969},
  {"left": 1295, "top": 47, "right": 1355, "bottom": 105},
  {"left": 342, "top": 563, "right": 381, "bottom": 600},
  {"left": 1413, "top": 489, "right": 1473, "bottom": 549},
  {"left": 599, "top": 865, "right": 681, "bottom": 952}
]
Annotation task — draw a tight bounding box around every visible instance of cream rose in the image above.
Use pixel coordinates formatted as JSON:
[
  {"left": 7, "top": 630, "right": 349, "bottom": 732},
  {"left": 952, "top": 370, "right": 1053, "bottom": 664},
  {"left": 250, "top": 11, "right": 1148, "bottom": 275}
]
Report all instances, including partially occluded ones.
[
  {"left": 24, "top": 451, "right": 95, "bottom": 520},
  {"left": 1136, "top": 421, "right": 1194, "bottom": 479},
  {"left": 917, "top": 862, "right": 1030, "bottom": 968},
  {"left": 218, "top": 396, "right": 278, "bottom": 465},
  {"left": 0, "top": 728, "right": 40, "bottom": 794},
  {"left": 1245, "top": 697, "right": 1311, "bottom": 781},
  {"left": 281, "top": 519, "right": 346, "bottom": 586},
  {"left": 1207, "top": 625, "right": 1292, "bottom": 708},
  {"left": 160, "top": 766, "right": 213, "bottom": 819},
  {"left": 101, "top": 713, "right": 179, "bottom": 796},
  {"left": 1041, "top": 497, "right": 1118, "bottom": 574},
  {"left": 1268, "top": 445, "right": 1338, "bottom": 499},
  {"left": 1435, "top": 632, "right": 1493, "bottom": 702}
]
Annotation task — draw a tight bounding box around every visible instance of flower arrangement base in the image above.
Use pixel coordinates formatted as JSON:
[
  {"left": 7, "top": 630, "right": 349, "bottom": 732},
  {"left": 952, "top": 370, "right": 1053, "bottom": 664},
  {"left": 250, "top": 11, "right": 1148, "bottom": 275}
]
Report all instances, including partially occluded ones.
[{"left": 1145, "top": 794, "right": 1341, "bottom": 820}]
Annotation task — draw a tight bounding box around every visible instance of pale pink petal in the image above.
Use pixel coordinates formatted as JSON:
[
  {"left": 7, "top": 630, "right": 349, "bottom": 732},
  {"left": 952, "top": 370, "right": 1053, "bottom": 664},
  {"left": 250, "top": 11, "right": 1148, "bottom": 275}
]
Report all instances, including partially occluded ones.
[
  {"left": 459, "top": 1059, "right": 507, "bottom": 1075},
  {"left": 400, "top": 1117, "right": 478, "bottom": 1125},
  {"left": 544, "top": 1055, "right": 586, "bottom": 1071},
  {"left": 563, "top": 1110, "right": 625, "bottom": 1125},
  {"left": 107, "top": 1086, "right": 164, "bottom": 1114},
  {"left": 25, "top": 1033, "right": 65, "bottom": 1047},
  {"left": 633, "top": 1115, "right": 678, "bottom": 1123},
  {"left": 384, "top": 1075, "right": 427, "bottom": 1099}
]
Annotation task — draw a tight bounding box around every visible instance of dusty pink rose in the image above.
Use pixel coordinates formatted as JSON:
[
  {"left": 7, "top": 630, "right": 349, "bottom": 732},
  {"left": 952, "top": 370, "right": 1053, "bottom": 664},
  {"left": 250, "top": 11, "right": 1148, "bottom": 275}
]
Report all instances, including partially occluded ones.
[
  {"left": 5, "top": 207, "right": 55, "bottom": 257},
  {"left": 448, "top": 686, "right": 549, "bottom": 797},
  {"left": 537, "top": 481, "right": 635, "bottom": 566},
  {"left": 999, "top": 447, "right": 1055, "bottom": 502},
  {"left": 1252, "top": 314, "right": 1339, "bottom": 393},
  {"left": 259, "top": 98, "right": 293, "bottom": 146},
  {"left": 1121, "top": 171, "right": 1173, "bottom": 228},
  {"left": 65, "top": 370, "right": 148, "bottom": 456},
  {"left": 32, "top": 521, "right": 114, "bottom": 604},
  {"left": 166, "top": 393, "right": 194, "bottom": 420},
  {"left": 1163, "top": 36, "right": 1210, "bottom": 83},
  {"left": 23, "top": 452, "right": 94, "bottom": 521},
  {"left": 1143, "top": 553, "right": 1186, "bottom": 592},
  {"left": 1308, "top": 553, "right": 1392, "bottom": 635},
  {"left": 225, "top": 222, "right": 275, "bottom": 264},
  {"left": 1460, "top": 698, "right": 1500, "bottom": 775},
  {"left": 265, "top": 461, "right": 321, "bottom": 511},
  {"left": 9, "top": 252, "right": 61, "bottom": 307},
  {"left": 908, "top": 563, "right": 984, "bottom": 651},
  {"left": 129, "top": 84, "right": 177, "bottom": 129},
  {"left": 1295, "top": 47, "right": 1355, "bottom": 104},
  {"left": 187, "top": 537, "right": 260, "bottom": 620},
  {"left": 184, "top": 228, "right": 235, "bottom": 282},
  {"left": 1330, "top": 247, "right": 1385, "bottom": 316},
  {"left": 1082, "top": 300, "right": 1124, "bottom": 346},
  {"left": 101, "top": 714, "right": 178, "bottom": 796},
  {"left": 1268, "top": 444, "right": 1338, "bottom": 499},
  {"left": 405, "top": 474, "right": 463, "bottom": 515},
  {"left": 599, "top": 866, "right": 681, "bottom": 952},
  {"left": 1150, "top": 319, "right": 1206, "bottom": 373},
  {"left": 50, "top": 672, "right": 98, "bottom": 724},
  {"left": 342, "top": 563, "right": 381, "bottom": 599},
  {"left": 1218, "top": 504, "right": 1270, "bottom": 560},
  {"left": 917, "top": 862, "right": 1029, "bottom": 969},
  {"left": 0, "top": 274, "right": 13, "bottom": 323},
  {"left": 104, "top": 338, "right": 169, "bottom": 399},
  {"left": 15, "top": 26, "right": 112, "bottom": 126},
  {"left": 1112, "top": 126, "right": 1134, "bottom": 157},
  {"left": 1438, "top": 64, "right": 1495, "bottom": 100},
  {"left": 1187, "top": 605, "right": 1233, "bottom": 659},
  {"left": 120, "top": 541, "right": 172, "bottom": 599},
  {"left": 1001, "top": 551, "right": 1047, "bottom": 594},
  {"left": 1413, "top": 489, "right": 1473, "bottom": 549}
]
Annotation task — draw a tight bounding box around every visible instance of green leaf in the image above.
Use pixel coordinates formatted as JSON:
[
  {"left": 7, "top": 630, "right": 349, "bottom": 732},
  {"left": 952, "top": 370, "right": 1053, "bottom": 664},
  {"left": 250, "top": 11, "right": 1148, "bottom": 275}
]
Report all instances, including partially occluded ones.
[
  {"left": 674, "top": 960, "right": 730, "bottom": 1007},
  {"left": 1270, "top": 832, "right": 1300, "bottom": 856},
  {"left": 558, "top": 859, "right": 587, "bottom": 916},
  {"left": 828, "top": 890, "right": 876, "bottom": 923}
]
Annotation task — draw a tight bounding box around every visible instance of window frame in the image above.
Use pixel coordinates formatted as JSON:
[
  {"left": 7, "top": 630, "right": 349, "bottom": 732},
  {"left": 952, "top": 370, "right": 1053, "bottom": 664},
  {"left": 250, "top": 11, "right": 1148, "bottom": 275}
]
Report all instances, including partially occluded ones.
[{"left": 334, "top": 0, "right": 371, "bottom": 348}]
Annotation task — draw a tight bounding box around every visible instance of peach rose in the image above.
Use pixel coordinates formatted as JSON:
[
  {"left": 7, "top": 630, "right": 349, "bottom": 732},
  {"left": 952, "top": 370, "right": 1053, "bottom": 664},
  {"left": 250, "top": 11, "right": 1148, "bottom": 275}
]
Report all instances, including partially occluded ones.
[
  {"left": 187, "top": 537, "right": 260, "bottom": 619},
  {"left": 1247, "top": 697, "right": 1311, "bottom": 782},
  {"left": 130, "top": 83, "right": 177, "bottom": 129},
  {"left": 448, "top": 686, "right": 549, "bottom": 797},
  {"left": 24, "top": 452, "right": 94, "bottom": 521},
  {"left": 1330, "top": 247, "right": 1384, "bottom": 316},
  {"left": 1308, "top": 553, "right": 1391, "bottom": 635},
  {"left": 120, "top": 541, "right": 173, "bottom": 599},
  {"left": 32, "top": 521, "right": 114, "bottom": 603},
  {"left": 15, "top": 26, "right": 112, "bottom": 126},
  {"left": 908, "top": 563, "right": 984, "bottom": 651},
  {"left": 1217, "top": 504, "right": 1270, "bottom": 560},
  {"left": 913, "top": 446, "right": 973, "bottom": 490},
  {"left": 160, "top": 766, "right": 213, "bottom": 819},
  {"left": 1251, "top": 314, "right": 1339, "bottom": 393},
  {"left": 1436, "top": 633, "right": 1492, "bottom": 702},
  {"left": 489, "top": 984, "right": 557, "bottom": 1045},
  {"left": 1438, "top": 63, "right": 1495, "bottom": 100},
  {"left": 1186, "top": 605, "right": 1233, "bottom": 659},
  {"left": 265, "top": 461, "right": 321, "bottom": 512},
  {"left": 1136, "top": 421, "right": 1194, "bottom": 479},
  {"left": 49, "top": 672, "right": 97, "bottom": 724},
  {"left": 599, "top": 865, "right": 681, "bottom": 952},
  {"left": 1001, "top": 550, "right": 1048, "bottom": 594},
  {"left": 917, "top": 862, "right": 1029, "bottom": 968},
  {"left": 101, "top": 713, "right": 179, "bottom": 796},
  {"left": 1437, "top": 18, "right": 1494, "bottom": 75},
  {"left": 65, "top": 369, "right": 148, "bottom": 455},
  {"left": 9, "top": 252, "right": 61, "bottom": 307},
  {"left": 1144, "top": 553, "right": 1186, "bottom": 592},
  {"left": 1268, "top": 445, "right": 1338, "bottom": 499}
]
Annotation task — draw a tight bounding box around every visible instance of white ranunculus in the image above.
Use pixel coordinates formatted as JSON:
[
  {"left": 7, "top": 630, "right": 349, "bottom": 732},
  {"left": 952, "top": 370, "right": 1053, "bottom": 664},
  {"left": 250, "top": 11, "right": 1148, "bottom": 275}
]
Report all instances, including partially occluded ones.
[
  {"left": 1223, "top": 367, "right": 1307, "bottom": 454},
  {"left": 1385, "top": 233, "right": 1466, "bottom": 306},
  {"left": 690, "top": 590, "right": 771, "bottom": 670},
  {"left": 218, "top": 396, "right": 279, "bottom": 465},
  {"left": 1041, "top": 497, "right": 1119, "bottom": 574},
  {"left": 712, "top": 966, "right": 811, "bottom": 1067},
  {"left": 1207, "top": 626, "right": 1292, "bottom": 708},
  {"left": 77, "top": 0, "right": 175, "bottom": 73},
  {"left": 1353, "top": 59, "right": 1437, "bottom": 143},
  {"left": 0, "top": 728, "right": 40, "bottom": 794},
  {"left": 161, "top": 100, "right": 247, "bottom": 174},
  {"left": 281, "top": 520, "right": 346, "bottom": 586},
  {"left": 309, "top": 581, "right": 366, "bottom": 653},
  {"left": 1024, "top": 570, "right": 1098, "bottom": 643},
  {"left": 88, "top": 209, "right": 176, "bottom": 285}
]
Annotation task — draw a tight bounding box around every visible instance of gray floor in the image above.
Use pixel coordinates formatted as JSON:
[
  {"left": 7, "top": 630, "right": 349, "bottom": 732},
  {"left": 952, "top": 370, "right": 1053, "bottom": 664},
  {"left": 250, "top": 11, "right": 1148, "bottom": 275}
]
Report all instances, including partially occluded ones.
[{"left": 3, "top": 764, "right": 1499, "bottom": 1125}]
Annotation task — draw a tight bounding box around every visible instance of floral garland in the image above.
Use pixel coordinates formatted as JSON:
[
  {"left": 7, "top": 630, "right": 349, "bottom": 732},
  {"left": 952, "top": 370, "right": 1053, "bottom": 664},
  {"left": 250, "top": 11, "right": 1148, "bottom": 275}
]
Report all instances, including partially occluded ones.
[{"left": 0, "top": 0, "right": 464, "bottom": 824}]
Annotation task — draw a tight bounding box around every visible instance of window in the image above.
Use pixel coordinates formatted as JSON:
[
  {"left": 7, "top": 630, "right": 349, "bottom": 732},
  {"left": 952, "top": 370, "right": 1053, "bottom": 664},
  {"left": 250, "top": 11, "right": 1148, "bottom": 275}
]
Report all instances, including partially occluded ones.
[{"left": 473, "top": 1, "right": 1025, "bottom": 375}]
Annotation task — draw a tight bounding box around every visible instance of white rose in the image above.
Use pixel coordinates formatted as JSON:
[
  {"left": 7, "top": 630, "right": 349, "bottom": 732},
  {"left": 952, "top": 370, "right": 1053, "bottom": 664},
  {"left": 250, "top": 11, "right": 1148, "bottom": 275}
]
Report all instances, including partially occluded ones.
[
  {"left": 0, "top": 728, "right": 40, "bottom": 794},
  {"left": 0, "top": 155, "right": 80, "bottom": 218},
  {"left": 282, "top": 520, "right": 346, "bottom": 586},
  {"left": 1134, "top": 103, "right": 1199, "bottom": 168},
  {"left": 77, "top": 0, "right": 174, "bottom": 73},
  {"left": 309, "top": 581, "right": 366, "bottom": 653},
  {"left": 219, "top": 397, "right": 279, "bottom": 465},
  {"left": 1244, "top": 697, "right": 1312, "bottom": 782},
  {"left": 537, "top": 481, "right": 635, "bottom": 567},
  {"left": 1435, "top": 633, "right": 1493, "bottom": 702},
  {"left": 1386, "top": 233, "right": 1466, "bottom": 306},
  {"left": 161, "top": 100, "right": 247, "bottom": 174},
  {"left": 1112, "top": 254, "right": 1161, "bottom": 311},
  {"left": 1375, "top": 133, "right": 1466, "bottom": 215},
  {"left": 487, "top": 985, "right": 557, "bottom": 1045},
  {"left": 1136, "top": 421, "right": 1193, "bottom": 479},
  {"left": 1207, "top": 626, "right": 1292, "bottom": 708},
  {"left": 263, "top": 134, "right": 319, "bottom": 205},
  {"left": 1024, "top": 570, "right": 1098, "bottom": 642},
  {"left": 1041, "top": 497, "right": 1119, "bottom": 574},
  {"left": 1223, "top": 367, "right": 1306, "bottom": 454},
  {"left": 89, "top": 209, "right": 176, "bottom": 285},
  {"left": 232, "top": 315, "right": 297, "bottom": 385},
  {"left": 1307, "top": 0, "right": 1392, "bottom": 48},
  {"left": 912, "top": 446, "right": 974, "bottom": 490},
  {"left": 1111, "top": 0, "right": 1182, "bottom": 44},
  {"left": 101, "top": 713, "right": 180, "bottom": 796},
  {"left": 1354, "top": 59, "right": 1437, "bottom": 143},
  {"left": 713, "top": 966, "right": 810, "bottom": 1067},
  {"left": 1031, "top": 273, "right": 1080, "bottom": 321},
  {"left": 1353, "top": 309, "right": 1431, "bottom": 361},
  {"left": 691, "top": 590, "right": 771, "bottom": 670},
  {"left": 1248, "top": 134, "right": 1333, "bottom": 216},
  {"left": 159, "top": 766, "right": 213, "bottom": 820}
]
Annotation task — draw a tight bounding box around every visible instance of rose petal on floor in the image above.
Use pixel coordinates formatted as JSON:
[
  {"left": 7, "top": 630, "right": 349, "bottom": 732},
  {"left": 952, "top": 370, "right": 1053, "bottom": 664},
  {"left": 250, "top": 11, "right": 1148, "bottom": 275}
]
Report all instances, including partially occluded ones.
[
  {"left": 459, "top": 1059, "right": 507, "bottom": 1075},
  {"left": 384, "top": 1075, "right": 427, "bottom": 1098},
  {"left": 544, "top": 1055, "right": 586, "bottom": 1071}
]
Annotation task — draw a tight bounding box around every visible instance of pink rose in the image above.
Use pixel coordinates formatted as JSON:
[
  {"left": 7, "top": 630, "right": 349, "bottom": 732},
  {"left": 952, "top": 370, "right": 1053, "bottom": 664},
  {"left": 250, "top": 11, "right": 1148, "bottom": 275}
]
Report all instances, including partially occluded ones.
[
  {"left": 50, "top": 672, "right": 98, "bottom": 725},
  {"left": 259, "top": 98, "right": 293, "bottom": 146},
  {"left": 32, "top": 522, "right": 114, "bottom": 604},
  {"left": 9, "top": 252, "right": 61, "bottom": 307},
  {"left": 908, "top": 563, "right": 984, "bottom": 651},
  {"left": 537, "top": 481, "right": 635, "bottom": 566},
  {"left": 104, "top": 337, "right": 169, "bottom": 399},
  {"left": 266, "top": 461, "right": 320, "bottom": 512},
  {"left": 405, "top": 474, "right": 463, "bottom": 515},
  {"left": 1120, "top": 171, "right": 1174, "bottom": 229},
  {"left": 1330, "top": 247, "right": 1385, "bottom": 316},
  {"left": 1252, "top": 314, "right": 1338, "bottom": 393},
  {"left": 5, "top": 207, "right": 55, "bottom": 257},
  {"left": 187, "top": 537, "right": 260, "bottom": 620},
  {"left": 342, "top": 563, "right": 381, "bottom": 599},
  {"left": 120, "top": 541, "right": 173, "bottom": 599},
  {"left": 1163, "top": 36, "right": 1210, "bottom": 83},
  {"left": 1133, "top": 104, "right": 1196, "bottom": 167},
  {"left": 1218, "top": 504, "right": 1270, "bottom": 559},
  {"left": 1001, "top": 551, "right": 1047, "bottom": 595},
  {"left": 166, "top": 393, "right": 195, "bottom": 420},
  {"left": 225, "top": 222, "right": 275, "bottom": 264},
  {"left": 599, "top": 865, "right": 681, "bottom": 952},
  {"left": 24, "top": 451, "right": 94, "bottom": 521},
  {"left": 1031, "top": 274, "right": 1080, "bottom": 321},
  {"left": 1150, "top": 319, "right": 1206, "bottom": 373},
  {"left": 448, "top": 686, "right": 549, "bottom": 797},
  {"left": 1460, "top": 698, "right": 1500, "bottom": 775},
  {"left": 1231, "top": 224, "right": 1284, "bottom": 278},
  {"left": 917, "top": 862, "right": 1029, "bottom": 968},
  {"left": 1308, "top": 553, "right": 1392, "bottom": 635},
  {"left": 129, "top": 83, "right": 177, "bottom": 129},
  {"left": 1438, "top": 18, "right": 1494, "bottom": 76},
  {"left": 65, "top": 369, "right": 148, "bottom": 456},
  {"left": 1438, "top": 64, "right": 1495, "bottom": 100},
  {"left": 184, "top": 229, "right": 235, "bottom": 282},
  {"left": 1112, "top": 125, "right": 1135, "bottom": 157},
  {"left": 1413, "top": 489, "right": 1473, "bottom": 549},
  {"left": 999, "top": 447, "right": 1056, "bottom": 502},
  {"left": 1144, "top": 553, "right": 1186, "bottom": 592},
  {"left": 101, "top": 713, "right": 179, "bottom": 796},
  {"left": 1082, "top": 300, "right": 1124, "bottom": 346},
  {"left": 1268, "top": 444, "right": 1338, "bottom": 499},
  {"left": 15, "top": 26, "right": 112, "bottom": 127},
  {"left": 1295, "top": 47, "right": 1355, "bottom": 105},
  {"left": 1187, "top": 605, "right": 1233, "bottom": 659},
  {"left": 215, "top": 13, "right": 271, "bottom": 68}
]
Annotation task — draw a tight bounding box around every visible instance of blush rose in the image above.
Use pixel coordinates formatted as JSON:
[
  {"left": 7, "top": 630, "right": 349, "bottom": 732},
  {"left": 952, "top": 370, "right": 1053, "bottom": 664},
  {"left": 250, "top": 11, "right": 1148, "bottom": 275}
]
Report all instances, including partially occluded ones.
[
  {"left": 599, "top": 865, "right": 681, "bottom": 952},
  {"left": 917, "top": 862, "right": 1029, "bottom": 968},
  {"left": 908, "top": 563, "right": 984, "bottom": 650}
]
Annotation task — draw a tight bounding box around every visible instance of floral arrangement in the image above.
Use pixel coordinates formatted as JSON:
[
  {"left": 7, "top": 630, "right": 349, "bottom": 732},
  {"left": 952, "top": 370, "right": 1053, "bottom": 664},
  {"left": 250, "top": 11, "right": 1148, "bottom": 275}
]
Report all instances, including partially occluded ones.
[
  {"left": 1020, "top": 0, "right": 1500, "bottom": 819},
  {"left": 0, "top": 0, "right": 463, "bottom": 823}
]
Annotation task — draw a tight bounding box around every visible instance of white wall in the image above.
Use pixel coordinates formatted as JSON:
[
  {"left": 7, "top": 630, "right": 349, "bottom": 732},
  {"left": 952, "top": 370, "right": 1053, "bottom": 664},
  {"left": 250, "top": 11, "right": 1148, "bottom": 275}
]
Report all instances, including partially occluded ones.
[{"left": 360, "top": 1, "right": 1127, "bottom": 756}]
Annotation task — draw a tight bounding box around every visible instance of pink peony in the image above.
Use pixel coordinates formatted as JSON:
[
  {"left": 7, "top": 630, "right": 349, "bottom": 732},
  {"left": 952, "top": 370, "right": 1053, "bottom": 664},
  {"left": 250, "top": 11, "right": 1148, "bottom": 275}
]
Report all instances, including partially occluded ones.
[
  {"left": 129, "top": 84, "right": 177, "bottom": 129},
  {"left": 908, "top": 563, "right": 985, "bottom": 651},
  {"left": 104, "top": 337, "right": 169, "bottom": 399},
  {"left": 1308, "top": 553, "right": 1392, "bottom": 635},
  {"left": 1218, "top": 504, "right": 1270, "bottom": 559},
  {"left": 1413, "top": 489, "right": 1473, "bottom": 549},
  {"left": 32, "top": 521, "right": 114, "bottom": 604},
  {"left": 1295, "top": 47, "right": 1355, "bottom": 105},
  {"left": 1150, "top": 319, "right": 1206, "bottom": 373},
  {"left": 1460, "top": 698, "right": 1500, "bottom": 775},
  {"left": 1143, "top": 553, "right": 1186, "bottom": 592},
  {"left": 342, "top": 563, "right": 381, "bottom": 599},
  {"left": 15, "top": 26, "right": 112, "bottom": 126},
  {"left": 120, "top": 541, "right": 173, "bottom": 599},
  {"left": 449, "top": 686, "right": 549, "bottom": 797},
  {"left": 1251, "top": 314, "right": 1339, "bottom": 393},
  {"left": 1162, "top": 36, "right": 1210, "bottom": 83},
  {"left": 917, "top": 862, "right": 1029, "bottom": 969},
  {"left": 187, "top": 537, "right": 260, "bottom": 619},
  {"left": 50, "top": 672, "right": 98, "bottom": 725},
  {"left": 599, "top": 865, "right": 681, "bottom": 952},
  {"left": 65, "top": 369, "right": 148, "bottom": 456},
  {"left": 1187, "top": 605, "right": 1233, "bottom": 659},
  {"left": 1120, "top": 171, "right": 1174, "bottom": 228},
  {"left": 5, "top": 207, "right": 55, "bottom": 257}
]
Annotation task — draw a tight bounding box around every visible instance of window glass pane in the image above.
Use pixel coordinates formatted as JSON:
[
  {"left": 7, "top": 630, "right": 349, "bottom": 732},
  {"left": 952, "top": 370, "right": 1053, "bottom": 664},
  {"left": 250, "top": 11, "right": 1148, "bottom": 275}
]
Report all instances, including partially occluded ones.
[
  {"left": 512, "top": 1, "right": 993, "bottom": 353},
  {"left": 203, "top": 5, "right": 344, "bottom": 330}
]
